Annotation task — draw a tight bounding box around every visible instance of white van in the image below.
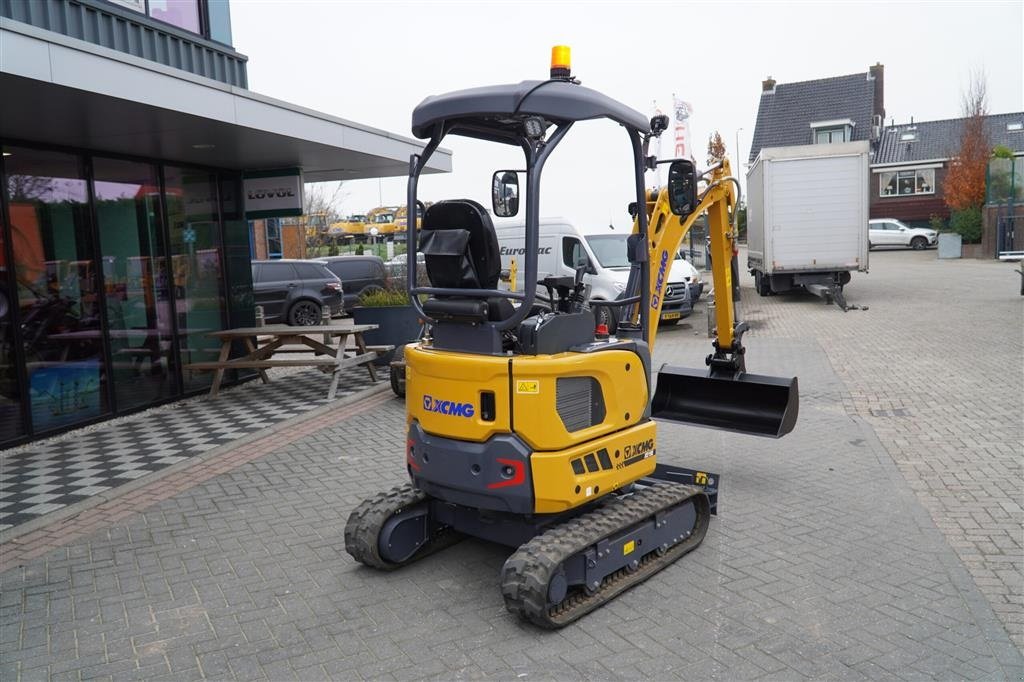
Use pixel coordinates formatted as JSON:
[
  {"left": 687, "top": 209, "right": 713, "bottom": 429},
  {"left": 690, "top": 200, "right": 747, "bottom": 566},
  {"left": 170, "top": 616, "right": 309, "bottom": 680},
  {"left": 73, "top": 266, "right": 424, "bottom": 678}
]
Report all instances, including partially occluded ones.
[{"left": 493, "top": 218, "right": 703, "bottom": 323}]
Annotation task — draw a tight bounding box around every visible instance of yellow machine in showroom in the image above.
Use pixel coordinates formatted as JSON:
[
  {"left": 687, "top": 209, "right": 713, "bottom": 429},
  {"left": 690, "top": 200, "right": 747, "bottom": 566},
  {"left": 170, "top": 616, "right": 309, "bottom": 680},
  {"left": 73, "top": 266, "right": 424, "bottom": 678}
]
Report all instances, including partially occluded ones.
[{"left": 346, "top": 47, "right": 799, "bottom": 628}]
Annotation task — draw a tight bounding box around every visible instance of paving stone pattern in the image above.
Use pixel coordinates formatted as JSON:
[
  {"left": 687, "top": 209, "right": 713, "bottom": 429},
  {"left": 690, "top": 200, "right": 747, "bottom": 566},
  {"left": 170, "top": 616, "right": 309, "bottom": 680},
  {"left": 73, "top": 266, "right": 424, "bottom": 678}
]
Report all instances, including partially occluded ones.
[
  {"left": 2, "top": 278, "right": 1021, "bottom": 680},
  {"left": 0, "top": 367, "right": 381, "bottom": 531},
  {"left": 720, "top": 249, "right": 1023, "bottom": 651}
]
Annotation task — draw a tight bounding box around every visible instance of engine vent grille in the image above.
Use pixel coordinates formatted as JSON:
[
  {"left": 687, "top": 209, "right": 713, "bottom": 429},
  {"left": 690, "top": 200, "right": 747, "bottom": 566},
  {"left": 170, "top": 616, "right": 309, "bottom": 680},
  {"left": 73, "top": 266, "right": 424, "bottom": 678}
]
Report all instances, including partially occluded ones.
[{"left": 556, "top": 377, "right": 606, "bottom": 432}]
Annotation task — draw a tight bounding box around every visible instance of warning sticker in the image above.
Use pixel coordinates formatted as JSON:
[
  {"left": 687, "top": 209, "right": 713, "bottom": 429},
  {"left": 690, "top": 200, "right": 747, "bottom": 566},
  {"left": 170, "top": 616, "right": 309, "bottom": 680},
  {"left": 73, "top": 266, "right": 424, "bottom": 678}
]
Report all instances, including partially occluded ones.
[
  {"left": 516, "top": 380, "right": 540, "bottom": 394},
  {"left": 623, "top": 540, "right": 635, "bottom": 556}
]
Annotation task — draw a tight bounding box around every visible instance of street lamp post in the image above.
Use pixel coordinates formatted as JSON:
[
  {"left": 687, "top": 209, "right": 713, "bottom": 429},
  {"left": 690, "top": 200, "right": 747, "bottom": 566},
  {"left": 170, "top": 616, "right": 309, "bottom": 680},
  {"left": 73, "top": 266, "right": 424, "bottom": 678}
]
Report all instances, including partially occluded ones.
[
  {"left": 734, "top": 127, "right": 745, "bottom": 197},
  {"left": 735, "top": 128, "right": 743, "bottom": 175}
]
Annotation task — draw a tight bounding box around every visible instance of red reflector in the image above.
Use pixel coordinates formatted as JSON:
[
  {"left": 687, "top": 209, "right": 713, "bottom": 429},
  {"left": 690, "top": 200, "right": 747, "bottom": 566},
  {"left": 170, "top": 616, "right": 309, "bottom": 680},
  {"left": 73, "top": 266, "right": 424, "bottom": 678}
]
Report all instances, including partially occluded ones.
[
  {"left": 487, "top": 458, "right": 525, "bottom": 489},
  {"left": 595, "top": 323, "right": 609, "bottom": 335}
]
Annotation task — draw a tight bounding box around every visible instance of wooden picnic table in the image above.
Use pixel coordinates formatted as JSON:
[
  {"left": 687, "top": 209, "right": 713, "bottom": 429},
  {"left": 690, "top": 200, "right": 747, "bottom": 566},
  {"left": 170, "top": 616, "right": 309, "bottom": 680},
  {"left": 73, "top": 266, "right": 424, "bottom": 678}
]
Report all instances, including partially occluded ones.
[{"left": 184, "top": 323, "right": 392, "bottom": 399}]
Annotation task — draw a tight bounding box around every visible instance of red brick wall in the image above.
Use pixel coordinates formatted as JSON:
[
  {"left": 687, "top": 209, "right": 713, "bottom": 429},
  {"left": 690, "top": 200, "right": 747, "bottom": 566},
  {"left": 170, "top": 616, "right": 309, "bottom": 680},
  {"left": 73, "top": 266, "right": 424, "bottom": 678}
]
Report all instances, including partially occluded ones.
[
  {"left": 251, "top": 220, "right": 268, "bottom": 260},
  {"left": 870, "top": 165, "right": 949, "bottom": 226},
  {"left": 282, "top": 225, "right": 306, "bottom": 259}
]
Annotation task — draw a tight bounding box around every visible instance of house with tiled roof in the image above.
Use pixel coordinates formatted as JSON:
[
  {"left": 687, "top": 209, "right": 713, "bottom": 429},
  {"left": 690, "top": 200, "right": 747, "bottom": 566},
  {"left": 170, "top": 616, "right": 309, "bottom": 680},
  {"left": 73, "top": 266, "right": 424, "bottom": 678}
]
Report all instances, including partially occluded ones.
[
  {"left": 750, "top": 65, "right": 1024, "bottom": 239},
  {"left": 749, "top": 64, "right": 885, "bottom": 164},
  {"left": 871, "top": 112, "right": 1024, "bottom": 227}
]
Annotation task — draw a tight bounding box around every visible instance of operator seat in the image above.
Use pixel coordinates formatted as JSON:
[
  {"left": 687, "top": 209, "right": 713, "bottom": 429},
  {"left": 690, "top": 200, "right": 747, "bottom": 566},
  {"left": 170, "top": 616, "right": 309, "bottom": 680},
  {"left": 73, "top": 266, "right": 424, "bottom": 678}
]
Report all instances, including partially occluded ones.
[{"left": 419, "top": 199, "right": 514, "bottom": 322}]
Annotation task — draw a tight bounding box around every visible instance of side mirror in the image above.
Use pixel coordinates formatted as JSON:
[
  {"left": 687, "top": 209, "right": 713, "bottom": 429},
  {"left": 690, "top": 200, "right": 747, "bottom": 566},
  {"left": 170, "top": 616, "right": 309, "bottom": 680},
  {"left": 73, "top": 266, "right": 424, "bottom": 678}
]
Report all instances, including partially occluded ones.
[
  {"left": 667, "top": 159, "right": 698, "bottom": 217},
  {"left": 492, "top": 170, "right": 520, "bottom": 217},
  {"left": 650, "top": 114, "right": 669, "bottom": 137}
]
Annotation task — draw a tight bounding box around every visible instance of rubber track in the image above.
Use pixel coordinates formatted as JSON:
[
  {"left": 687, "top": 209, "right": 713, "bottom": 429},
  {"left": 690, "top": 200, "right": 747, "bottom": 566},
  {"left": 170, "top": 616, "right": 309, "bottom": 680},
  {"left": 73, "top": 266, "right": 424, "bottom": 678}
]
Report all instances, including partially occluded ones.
[
  {"left": 500, "top": 481, "right": 709, "bottom": 628},
  {"left": 344, "top": 483, "right": 461, "bottom": 570}
]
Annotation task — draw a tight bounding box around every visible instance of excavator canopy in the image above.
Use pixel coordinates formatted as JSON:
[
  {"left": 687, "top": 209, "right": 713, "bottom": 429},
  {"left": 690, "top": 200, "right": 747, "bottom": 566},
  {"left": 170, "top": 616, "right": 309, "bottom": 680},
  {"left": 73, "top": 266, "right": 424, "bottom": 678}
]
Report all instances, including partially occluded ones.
[{"left": 411, "top": 80, "right": 650, "bottom": 143}]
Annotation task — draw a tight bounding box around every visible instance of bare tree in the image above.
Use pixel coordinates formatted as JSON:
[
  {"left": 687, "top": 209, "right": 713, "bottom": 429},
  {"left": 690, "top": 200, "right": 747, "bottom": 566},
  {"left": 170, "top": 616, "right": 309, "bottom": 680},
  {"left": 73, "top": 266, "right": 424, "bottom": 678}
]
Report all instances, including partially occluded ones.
[
  {"left": 6, "top": 175, "right": 56, "bottom": 202},
  {"left": 303, "top": 181, "right": 347, "bottom": 224},
  {"left": 302, "top": 181, "right": 348, "bottom": 253}
]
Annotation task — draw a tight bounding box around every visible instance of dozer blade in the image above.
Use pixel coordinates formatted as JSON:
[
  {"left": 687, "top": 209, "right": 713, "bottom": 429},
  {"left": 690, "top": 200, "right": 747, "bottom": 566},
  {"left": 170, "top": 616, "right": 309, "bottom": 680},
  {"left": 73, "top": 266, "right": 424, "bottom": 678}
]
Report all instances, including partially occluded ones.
[{"left": 651, "top": 364, "right": 798, "bottom": 438}]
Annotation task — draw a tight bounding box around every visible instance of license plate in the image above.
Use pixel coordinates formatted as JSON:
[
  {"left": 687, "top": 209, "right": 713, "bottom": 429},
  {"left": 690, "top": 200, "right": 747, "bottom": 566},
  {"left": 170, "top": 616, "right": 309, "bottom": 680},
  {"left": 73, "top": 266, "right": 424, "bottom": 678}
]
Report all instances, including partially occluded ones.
[{"left": 661, "top": 311, "right": 681, "bottom": 320}]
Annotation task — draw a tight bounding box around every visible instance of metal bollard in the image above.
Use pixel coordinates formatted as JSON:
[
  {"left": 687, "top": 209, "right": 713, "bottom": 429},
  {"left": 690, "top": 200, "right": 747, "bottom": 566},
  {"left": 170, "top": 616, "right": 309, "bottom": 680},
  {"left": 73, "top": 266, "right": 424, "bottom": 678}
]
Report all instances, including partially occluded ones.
[
  {"left": 255, "top": 305, "right": 265, "bottom": 327},
  {"left": 706, "top": 301, "right": 715, "bottom": 338},
  {"left": 322, "top": 308, "right": 331, "bottom": 345}
]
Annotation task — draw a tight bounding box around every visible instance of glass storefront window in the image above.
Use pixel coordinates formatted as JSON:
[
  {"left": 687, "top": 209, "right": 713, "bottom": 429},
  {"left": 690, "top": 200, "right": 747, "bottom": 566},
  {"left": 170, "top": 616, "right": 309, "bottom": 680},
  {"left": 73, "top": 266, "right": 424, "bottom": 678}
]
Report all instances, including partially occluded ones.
[
  {"left": 0, "top": 175, "right": 25, "bottom": 442},
  {"left": 93, "top": 158, "right": 179, "bottom": 411},
  {"left": 219, "top": 175, "right": 255, "bottom": 331},
  {"left": 0, "top": 144, "right": 253, "bottom": 445},
  {"left": 148, "top": 0, "right": 201, "bottom": 33},
  {"left": 3, "top": 146, "right": 110, "bottom": 433},
  {"left": 164, "top": 166, "right": 227, "bottom": 392}
]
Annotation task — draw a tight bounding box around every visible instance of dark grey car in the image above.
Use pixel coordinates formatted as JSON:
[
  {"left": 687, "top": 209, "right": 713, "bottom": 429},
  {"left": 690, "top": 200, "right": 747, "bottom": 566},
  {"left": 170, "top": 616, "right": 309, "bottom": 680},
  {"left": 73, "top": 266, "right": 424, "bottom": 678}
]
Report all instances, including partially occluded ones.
[
  {"left": 318, "top": 256, "right": 388, "bottom": 309},
  {"left": 251, "top": 260, "right": 344, "bottom": 325}
]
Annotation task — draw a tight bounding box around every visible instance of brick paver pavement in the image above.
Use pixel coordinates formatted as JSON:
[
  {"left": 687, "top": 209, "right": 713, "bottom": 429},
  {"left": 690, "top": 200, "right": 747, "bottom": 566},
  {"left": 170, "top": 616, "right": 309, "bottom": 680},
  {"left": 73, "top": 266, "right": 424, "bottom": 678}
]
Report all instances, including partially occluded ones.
[
  {"left": 719, "top": 248, "right": 1023, "bottom": 650},
  {"left": 0, "top": 250, "right": 1021, "bottom": 680}
]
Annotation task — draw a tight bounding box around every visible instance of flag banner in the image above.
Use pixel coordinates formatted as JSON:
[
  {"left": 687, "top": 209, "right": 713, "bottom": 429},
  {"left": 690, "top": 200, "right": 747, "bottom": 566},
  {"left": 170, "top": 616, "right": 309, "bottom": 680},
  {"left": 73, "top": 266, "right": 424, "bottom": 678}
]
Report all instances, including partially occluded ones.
[{"left": 673, "top": 97, "right": 694, "bottom": 162}]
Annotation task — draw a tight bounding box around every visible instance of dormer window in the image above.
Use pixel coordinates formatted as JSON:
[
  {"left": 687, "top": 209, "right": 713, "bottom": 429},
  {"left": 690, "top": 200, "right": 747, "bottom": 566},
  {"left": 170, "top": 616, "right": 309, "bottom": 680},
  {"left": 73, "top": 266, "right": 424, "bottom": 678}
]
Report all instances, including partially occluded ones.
[
  {"left": 810, "top": 118, "right": 855, "bottom": 144},
  {"left": 900, "top": 132, "right": 917, "bottom": 141}
]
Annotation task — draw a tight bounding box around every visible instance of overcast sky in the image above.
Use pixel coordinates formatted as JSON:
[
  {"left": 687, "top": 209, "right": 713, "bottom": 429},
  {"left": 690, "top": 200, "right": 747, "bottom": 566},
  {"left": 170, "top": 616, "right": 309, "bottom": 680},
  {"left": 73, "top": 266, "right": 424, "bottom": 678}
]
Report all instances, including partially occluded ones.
[{"left": 231, "top": 1, "right": 1023, "bottom": 232}]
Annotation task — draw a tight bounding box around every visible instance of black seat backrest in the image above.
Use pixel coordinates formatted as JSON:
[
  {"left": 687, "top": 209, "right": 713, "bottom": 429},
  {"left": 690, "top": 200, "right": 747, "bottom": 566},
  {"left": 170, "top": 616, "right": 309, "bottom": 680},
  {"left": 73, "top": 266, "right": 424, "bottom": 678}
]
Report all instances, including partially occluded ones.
[{"left": 419, "top": 199, "right": 501, "bottom": 290}]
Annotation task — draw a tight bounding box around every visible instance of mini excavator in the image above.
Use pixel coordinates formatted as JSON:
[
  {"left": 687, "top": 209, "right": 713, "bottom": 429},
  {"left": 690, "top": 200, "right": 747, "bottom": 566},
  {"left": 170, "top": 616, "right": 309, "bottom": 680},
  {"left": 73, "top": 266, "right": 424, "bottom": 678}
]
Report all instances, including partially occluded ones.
[{"left": 345, "top": 46, "right": 799, "bottom": 628}]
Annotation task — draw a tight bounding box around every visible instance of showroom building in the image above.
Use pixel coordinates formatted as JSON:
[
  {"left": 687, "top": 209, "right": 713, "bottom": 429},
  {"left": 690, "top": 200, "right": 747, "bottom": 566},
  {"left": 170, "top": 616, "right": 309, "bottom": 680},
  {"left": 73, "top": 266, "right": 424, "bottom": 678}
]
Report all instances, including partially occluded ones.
[{"left": 0, "top": 0, "right": 450, "bottom": 446}]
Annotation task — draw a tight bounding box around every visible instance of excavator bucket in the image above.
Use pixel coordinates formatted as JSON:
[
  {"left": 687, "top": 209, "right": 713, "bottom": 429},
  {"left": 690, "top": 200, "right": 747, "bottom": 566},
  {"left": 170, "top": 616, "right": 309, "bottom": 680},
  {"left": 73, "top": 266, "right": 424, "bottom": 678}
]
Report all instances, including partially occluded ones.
[{"left": 651, "top": 365, "right": 799, "bottom": 438}]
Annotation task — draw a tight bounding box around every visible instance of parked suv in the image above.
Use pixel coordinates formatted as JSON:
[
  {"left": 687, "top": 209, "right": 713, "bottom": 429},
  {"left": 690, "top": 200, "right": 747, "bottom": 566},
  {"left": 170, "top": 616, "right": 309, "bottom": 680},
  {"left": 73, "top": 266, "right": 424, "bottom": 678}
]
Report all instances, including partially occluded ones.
[
  {"left": 318, "top": 256, "right": 388, "bottom": 309},
  {"left": 868, "top": 219, "right": 938, "bottom": 250},
  {"left": 251, "top": 259, "right": 344, "bottom": 325}
]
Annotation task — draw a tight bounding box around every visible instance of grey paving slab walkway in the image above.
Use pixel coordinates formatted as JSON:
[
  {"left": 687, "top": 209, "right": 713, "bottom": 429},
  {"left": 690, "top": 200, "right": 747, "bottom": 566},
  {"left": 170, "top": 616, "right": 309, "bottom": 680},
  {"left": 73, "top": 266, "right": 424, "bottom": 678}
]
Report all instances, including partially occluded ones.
[{"left": 1, "top": 324, "right": 1020, "bottom": 680}]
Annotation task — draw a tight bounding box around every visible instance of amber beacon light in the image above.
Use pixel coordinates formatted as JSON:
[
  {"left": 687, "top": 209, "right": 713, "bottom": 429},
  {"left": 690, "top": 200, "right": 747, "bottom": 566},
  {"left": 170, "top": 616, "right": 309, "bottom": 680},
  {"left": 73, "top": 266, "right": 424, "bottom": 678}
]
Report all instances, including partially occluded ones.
[{"left": 550, "top": 45, "right": 571, "bottom": 80}]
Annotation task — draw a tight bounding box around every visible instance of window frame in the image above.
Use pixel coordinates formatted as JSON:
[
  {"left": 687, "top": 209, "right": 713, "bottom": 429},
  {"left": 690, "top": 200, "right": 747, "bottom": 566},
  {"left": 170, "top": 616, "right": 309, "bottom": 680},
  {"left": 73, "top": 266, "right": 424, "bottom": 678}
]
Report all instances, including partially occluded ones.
[
  {"left": 814, "top": 126, "right": 850, "bottom": 144},
  {"left": 98, "top": 0, "right": 210, "bottom": 39},
  {"left": 879, "top": 168, "right": 935, "bottom": 198},
  {"left": 562, "top": 236, "right": 584, "bottom": 268}
]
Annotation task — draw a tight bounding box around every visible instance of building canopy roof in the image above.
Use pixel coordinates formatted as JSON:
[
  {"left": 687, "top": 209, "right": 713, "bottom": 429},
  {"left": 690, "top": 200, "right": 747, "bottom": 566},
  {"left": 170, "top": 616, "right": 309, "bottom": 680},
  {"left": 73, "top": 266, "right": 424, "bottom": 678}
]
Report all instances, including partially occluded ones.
[
  {"left": 749, "top": 72, "right": 877, "bottom": 163},
  {"left": 874, "top": 112, "right": 1024, "bottom": 165},
  {"left": 0, "top": 19, "right": 450, "bottom": 181}
]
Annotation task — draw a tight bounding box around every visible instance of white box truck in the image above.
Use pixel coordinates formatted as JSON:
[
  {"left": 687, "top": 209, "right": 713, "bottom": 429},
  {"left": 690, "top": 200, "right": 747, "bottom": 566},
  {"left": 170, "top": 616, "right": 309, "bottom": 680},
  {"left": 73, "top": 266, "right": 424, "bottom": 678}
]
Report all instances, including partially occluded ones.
[{"left": 746, "top": 141, "right": 869, "bottom": 309}]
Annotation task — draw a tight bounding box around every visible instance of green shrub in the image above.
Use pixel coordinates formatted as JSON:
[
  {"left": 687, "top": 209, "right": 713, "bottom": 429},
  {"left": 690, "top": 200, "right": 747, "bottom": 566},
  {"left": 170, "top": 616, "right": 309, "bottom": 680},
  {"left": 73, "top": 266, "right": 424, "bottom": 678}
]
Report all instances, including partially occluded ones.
[
  {"left": 327, "top": 243, "right": 339, "bottom": 256},
  {"left": 929, "top": 213, "right": 946, "bottom": 232},
  {"left": 992, "top": 144, "right": 1014, "bottom": 159},
  {"left": 950, "top": 207, "right": 983, "bottom": 243},
  {"left": 357, "top": 288, "right": 410, "bottom": 307},
  {"left": 355, "top": 244, "right": 364, "bottom": 256}
]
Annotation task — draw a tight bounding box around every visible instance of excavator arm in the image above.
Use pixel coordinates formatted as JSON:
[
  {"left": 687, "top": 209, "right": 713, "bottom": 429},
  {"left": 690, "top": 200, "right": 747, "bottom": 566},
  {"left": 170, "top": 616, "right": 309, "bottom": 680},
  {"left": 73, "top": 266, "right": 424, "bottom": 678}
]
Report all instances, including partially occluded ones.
[
  {"left": 629, "top": 158, "right": 740, "bottom": 354},
  {"left": 626, "top": 158, "right": 799, "bottom": 439}
]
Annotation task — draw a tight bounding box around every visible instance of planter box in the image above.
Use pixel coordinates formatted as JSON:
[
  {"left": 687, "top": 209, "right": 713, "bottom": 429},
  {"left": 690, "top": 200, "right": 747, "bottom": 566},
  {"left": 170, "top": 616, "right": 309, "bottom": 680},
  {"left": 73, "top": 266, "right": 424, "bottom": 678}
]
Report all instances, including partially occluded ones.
[
  {"left": 351, "top": 305, "right": 421, "bottom": 365},
  {"left": 937, "top": 233, "right": 962, "bottom": 259}
]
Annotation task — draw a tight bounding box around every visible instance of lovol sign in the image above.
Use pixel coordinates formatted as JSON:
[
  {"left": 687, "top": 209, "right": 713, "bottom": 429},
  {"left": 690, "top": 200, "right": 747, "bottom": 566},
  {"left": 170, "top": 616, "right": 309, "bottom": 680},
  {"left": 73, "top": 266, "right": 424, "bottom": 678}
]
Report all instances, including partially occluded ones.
[{"left": 243, "top": 168, "right": 304, "bottom": 219}]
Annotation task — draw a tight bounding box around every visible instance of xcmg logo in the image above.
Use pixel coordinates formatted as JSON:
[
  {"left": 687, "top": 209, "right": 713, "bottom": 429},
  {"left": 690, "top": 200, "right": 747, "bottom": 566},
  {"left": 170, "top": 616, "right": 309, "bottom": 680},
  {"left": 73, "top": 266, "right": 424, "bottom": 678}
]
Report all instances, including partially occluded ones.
[
  {"left": 650, "top": 249, "right": 669, "bottom": 309},
  {"left": 422, "top": 395, "right": 475, "bottom": 418}
]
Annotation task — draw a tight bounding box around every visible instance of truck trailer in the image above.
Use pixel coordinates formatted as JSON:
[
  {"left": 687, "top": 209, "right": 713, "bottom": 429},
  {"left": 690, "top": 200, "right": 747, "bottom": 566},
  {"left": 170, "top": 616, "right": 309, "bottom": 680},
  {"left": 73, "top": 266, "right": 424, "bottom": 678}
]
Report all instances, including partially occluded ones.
[{"left": 746, "top": 141, "right": 869, "bottom": 309}]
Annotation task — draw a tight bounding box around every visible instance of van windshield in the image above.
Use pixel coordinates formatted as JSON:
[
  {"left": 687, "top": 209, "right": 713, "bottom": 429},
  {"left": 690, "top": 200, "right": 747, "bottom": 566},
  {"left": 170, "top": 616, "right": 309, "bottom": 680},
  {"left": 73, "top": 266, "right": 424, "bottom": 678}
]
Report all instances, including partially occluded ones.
[{"left": 585, "top": 234, "right": 630, "bottom": 268}]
